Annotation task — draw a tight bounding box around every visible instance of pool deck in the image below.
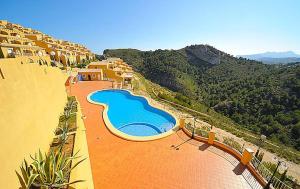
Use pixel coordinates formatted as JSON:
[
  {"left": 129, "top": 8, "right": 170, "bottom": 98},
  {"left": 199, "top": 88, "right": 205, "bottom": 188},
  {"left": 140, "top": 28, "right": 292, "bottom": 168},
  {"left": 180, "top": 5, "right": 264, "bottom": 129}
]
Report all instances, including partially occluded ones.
[{"left": 68, "top": 81, "right": 261, "bottom": 189}]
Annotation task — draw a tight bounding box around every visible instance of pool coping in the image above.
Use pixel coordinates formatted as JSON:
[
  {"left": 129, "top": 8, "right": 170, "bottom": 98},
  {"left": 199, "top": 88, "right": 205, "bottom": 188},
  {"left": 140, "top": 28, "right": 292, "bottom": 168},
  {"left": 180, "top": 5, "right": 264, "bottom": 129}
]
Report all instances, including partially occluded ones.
[{"left": 87, "top": 89, "right": 180, "bottom": 141}]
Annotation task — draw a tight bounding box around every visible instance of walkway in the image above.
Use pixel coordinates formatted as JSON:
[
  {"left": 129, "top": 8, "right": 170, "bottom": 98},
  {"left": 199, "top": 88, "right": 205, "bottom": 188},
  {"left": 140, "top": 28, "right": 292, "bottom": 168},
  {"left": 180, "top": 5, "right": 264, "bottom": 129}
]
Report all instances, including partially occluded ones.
[{"left": 69, "top": 81, "right": 261, "bottom": 189}]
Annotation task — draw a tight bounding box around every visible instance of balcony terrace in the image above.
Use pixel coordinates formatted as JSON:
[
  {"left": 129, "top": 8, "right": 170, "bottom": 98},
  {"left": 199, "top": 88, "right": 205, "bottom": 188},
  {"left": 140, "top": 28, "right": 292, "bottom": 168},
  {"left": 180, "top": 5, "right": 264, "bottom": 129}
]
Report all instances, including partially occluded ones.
[{"left": 66, "top": 81, "right": 263, "bottom": 189}]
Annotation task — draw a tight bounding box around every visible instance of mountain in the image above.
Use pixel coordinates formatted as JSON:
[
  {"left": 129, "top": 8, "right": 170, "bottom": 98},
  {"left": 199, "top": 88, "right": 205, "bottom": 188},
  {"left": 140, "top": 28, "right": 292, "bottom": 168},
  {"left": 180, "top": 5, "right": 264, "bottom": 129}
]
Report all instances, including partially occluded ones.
[
  {"left": 239, "top": 51, "right": 300, "bottom": 64},
  {"left": 104, "top": 45, "right": 300, "bottom": 150},
  {"left": 254, "top": 57, "right": 300, "bottom": 64}
]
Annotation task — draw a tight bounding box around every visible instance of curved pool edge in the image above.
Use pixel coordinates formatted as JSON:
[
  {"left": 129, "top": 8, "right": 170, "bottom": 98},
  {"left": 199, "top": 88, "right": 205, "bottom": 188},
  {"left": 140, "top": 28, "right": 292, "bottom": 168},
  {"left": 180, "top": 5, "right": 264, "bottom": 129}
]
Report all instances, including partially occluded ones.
[{"left": 87, "top": 89, "right": 180, "bottom": 141}]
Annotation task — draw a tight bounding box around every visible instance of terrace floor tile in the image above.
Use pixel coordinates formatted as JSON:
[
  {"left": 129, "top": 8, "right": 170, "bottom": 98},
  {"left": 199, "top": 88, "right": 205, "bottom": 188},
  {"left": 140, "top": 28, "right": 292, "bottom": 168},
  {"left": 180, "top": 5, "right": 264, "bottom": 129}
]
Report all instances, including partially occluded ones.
[{"left": 68, "top": 81, "right": 261, "bottom": 189}]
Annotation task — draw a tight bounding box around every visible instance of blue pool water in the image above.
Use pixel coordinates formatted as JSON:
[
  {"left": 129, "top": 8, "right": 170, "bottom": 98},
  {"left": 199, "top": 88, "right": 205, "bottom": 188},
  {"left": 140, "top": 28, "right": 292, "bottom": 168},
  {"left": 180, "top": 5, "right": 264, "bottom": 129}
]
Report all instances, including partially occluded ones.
[{"left": 89, "top": 90, "right": 176, "bottom": 137}]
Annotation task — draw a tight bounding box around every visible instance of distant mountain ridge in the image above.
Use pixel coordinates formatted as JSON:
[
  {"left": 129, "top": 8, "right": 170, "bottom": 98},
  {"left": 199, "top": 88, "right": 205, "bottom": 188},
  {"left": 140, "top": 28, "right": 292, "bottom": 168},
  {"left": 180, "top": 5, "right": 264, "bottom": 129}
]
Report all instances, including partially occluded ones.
[{"left": 239, "top": 51, "right": 300, "bottom": 64}]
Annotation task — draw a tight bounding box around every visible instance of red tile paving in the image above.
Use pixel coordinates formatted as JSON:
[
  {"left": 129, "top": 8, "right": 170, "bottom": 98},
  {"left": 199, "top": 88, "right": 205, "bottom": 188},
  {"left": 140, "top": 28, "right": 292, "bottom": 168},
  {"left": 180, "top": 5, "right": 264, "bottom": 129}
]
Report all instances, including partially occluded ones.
[{"left": 68, "top": 81, "right": 258, "bottom": 189}]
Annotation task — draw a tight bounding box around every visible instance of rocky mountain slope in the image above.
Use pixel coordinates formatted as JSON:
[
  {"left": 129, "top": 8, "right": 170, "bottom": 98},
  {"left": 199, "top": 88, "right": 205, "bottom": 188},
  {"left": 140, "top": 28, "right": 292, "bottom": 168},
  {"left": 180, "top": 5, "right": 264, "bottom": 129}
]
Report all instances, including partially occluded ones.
[{"left": 104, "top": 45, "right": 300, "bottom": 150}]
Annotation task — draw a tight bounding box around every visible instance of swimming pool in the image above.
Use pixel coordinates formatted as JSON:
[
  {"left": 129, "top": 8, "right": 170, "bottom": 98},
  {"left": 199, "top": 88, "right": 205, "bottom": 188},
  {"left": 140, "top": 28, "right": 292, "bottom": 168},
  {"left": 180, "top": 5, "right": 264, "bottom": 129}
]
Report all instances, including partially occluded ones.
[{"left": 87, "top": 89, "right": 178, "bottom": 141}]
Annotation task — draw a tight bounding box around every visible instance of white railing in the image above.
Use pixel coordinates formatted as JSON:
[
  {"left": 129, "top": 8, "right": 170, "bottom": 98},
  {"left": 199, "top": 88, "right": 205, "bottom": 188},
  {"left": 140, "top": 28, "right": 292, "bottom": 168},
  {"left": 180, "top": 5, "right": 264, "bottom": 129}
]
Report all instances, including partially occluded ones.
[
  {"left": 185, "top": 122, "right": 292, "bottom": 189},
  {"left": 251, "top": 156, "right": 292, "bottom": 189}
]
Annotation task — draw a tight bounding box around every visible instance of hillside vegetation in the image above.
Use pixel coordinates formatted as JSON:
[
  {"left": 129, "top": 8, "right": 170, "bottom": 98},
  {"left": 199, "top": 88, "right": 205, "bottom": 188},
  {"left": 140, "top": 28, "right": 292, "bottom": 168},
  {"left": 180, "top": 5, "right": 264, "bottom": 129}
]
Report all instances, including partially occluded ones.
[{"left": 104, "top": 45, "right": 300, "bottom": 151}]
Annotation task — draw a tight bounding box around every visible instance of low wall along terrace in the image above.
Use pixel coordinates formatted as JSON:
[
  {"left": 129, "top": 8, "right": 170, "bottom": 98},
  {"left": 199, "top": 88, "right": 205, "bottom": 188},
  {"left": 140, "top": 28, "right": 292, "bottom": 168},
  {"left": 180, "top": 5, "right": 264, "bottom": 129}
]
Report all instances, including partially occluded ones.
[
  {"left": 69, "top": 99, "right": 94, "bottom": 189},
  {"left": 0, "top": 59, "right": 68, "bottom": 188}
]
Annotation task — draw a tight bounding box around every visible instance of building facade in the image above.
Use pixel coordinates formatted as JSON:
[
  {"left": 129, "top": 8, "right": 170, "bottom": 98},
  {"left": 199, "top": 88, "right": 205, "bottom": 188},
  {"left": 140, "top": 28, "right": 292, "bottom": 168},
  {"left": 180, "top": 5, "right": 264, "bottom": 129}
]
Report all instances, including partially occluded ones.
[
  {"left": 78, "top": 69, "right": 103, "bottom": 81},
  {"left": 85, "top": 58, "right": 133, "bottom": 85},
  {"left": 0, "top": 20, "right": 94, "bottom": 66},
  {"left": 0, "top": 20, "right": 49, "bottom": 64}
]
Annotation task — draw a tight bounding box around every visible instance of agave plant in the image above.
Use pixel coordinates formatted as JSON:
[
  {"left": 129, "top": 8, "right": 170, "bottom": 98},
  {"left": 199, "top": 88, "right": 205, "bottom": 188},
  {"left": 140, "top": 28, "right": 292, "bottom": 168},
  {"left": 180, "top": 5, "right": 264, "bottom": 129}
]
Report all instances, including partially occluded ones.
[
  {"left": 58, "top": 99, "right": 77, "bottom": 132},
  {"left": 63, "top": 108, "right": 71, "bottom": 122},
  {"left": 16, "top": 159, "right": 39, "bottom": 189},
  {"left": 56, "top": 125, "right": 70, "bottom": 152},
  {"left": 16, "top": 150, "right": 85, "bottom": 189},
  {"left": 62, "top": 99, "right": 74, "bottom": 122},
  {"left": 65, "top": 99, "right": 76, "bottom": 114}
]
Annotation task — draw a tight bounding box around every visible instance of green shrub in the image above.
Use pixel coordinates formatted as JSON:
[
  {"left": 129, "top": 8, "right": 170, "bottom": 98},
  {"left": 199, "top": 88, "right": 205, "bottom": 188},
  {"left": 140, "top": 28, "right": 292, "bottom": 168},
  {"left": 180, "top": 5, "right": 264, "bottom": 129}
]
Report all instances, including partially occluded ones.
[
  {"left": 195, "top": 128, "right": 209, "bottom": 138},
  {"left": 223, "top": 137, "right": 243, "bottom": 153},
  {"left": 185, "top": 122, "right": 193, "bottom": 132},
  {"left": 76, "top": 63, "right": 87, "bottom": 68}
]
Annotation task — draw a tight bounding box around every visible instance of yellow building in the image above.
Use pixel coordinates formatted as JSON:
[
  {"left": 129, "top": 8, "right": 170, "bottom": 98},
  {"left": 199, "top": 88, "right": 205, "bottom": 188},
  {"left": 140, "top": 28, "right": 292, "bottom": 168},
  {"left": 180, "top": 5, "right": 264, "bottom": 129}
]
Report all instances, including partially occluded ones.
[
  {"left": 26, "top": 34, "right": 94, "bottom": 66},
  {"left": 0, "top": 20, "right": 49, "bottom": 64},
  {"left": 78, "top": 69, "right": 103, "bottom": 81},
  {"left": 0, "top": 20, "right": 95, "bottom": 67},
  {"left": 86, "top": 58, "right": 133, "bottom": 85}
]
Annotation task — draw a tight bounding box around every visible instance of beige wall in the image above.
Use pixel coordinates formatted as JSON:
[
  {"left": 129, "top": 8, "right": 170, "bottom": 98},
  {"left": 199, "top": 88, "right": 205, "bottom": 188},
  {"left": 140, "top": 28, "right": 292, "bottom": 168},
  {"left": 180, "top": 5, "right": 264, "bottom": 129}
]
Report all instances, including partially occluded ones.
[{"left": 0, "top": 59, "right": 68, "bottom": 188}]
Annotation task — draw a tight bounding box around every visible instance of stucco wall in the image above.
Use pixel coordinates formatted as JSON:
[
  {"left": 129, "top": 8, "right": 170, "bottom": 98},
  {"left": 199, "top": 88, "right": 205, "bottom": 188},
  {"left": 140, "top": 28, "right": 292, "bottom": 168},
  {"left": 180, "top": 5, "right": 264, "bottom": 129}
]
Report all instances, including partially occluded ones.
[
  {"left": 87, "top": 65, "right": 123, "bottom": 82},
  {"left": 104, "top": 69, "right": 123, "bottom": 82},
  {"left": 79, "top": 71, "right": 103, "bottom": 81},
  {"left": 0, "top": 59, "right": 68, "bottom": 188}
]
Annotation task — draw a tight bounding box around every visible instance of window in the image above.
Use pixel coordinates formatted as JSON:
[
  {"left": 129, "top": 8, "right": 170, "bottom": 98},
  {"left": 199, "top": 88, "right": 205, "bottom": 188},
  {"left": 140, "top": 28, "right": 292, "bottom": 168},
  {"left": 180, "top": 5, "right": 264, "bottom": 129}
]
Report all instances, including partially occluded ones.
[
  {"left": 92, "top": 74, "right": 96, "bottom": 78},
  {"left": 82, "top": 74, "right": 86, "bottom": 78}
]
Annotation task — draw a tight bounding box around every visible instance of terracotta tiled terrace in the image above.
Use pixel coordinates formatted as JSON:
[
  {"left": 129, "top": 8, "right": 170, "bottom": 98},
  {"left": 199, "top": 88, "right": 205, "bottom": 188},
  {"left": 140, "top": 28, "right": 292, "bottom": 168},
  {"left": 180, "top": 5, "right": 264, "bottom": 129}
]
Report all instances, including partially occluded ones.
[{"left": 69, "top": 81, "right": 262, "bottom": 189}]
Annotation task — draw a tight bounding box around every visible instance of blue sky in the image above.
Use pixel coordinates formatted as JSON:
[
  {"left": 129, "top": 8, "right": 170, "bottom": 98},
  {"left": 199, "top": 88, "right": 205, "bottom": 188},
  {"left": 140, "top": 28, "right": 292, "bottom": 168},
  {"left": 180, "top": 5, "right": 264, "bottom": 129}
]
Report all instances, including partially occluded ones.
[{"left": 1, "top": 0, "right": 299, "bottom": 55}]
